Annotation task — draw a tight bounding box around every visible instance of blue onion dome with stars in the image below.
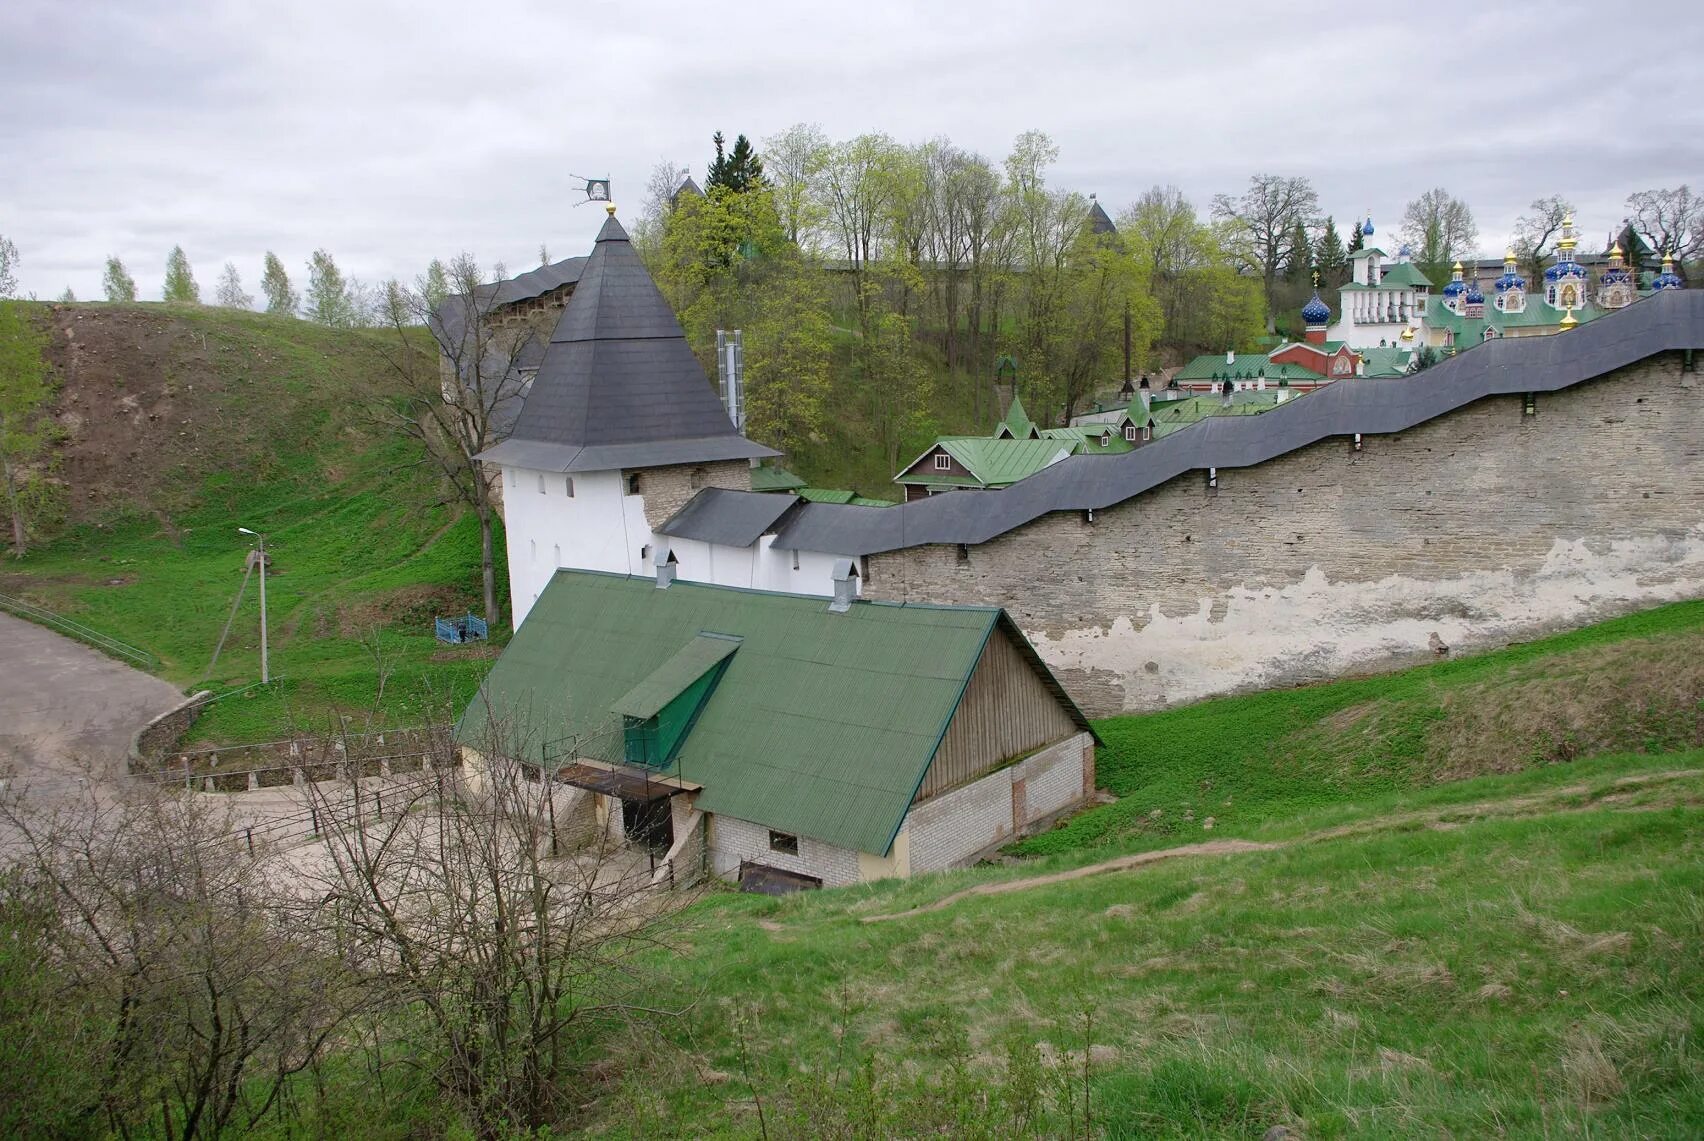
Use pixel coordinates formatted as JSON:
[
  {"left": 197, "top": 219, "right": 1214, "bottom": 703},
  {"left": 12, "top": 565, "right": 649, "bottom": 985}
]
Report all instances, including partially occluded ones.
[
  {"left": 1301, "top": 291, "right": 1331, "bottom": 325},
  {"left": 1465, "top": 279, "right": 1485, "bottom": 305},
  {"left": 1544, "top": 259, "right": 1587, "bottom": 282},
  {"left": 1397, "top": 241, "right": 1412, "bottom": 258},
  {"left": 1652, "top": 253, "right": 1684, "bottom": 291},
  {"left": 1495, "top": 248, "right": 1526, "bottom": 292},
  {"left": 1544, "top": 215, "right": 1586, "bottom": 281},
  {"left": 1441, "top": 261, "right": 1467, "bottom": 297},
  {"left": 1362, "top": 217, "right": 1375, "bottom": 237}
]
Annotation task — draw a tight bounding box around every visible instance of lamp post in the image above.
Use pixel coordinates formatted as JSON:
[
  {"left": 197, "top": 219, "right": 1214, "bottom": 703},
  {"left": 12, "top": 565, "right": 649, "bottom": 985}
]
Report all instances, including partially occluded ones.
[{"left": 238, "top": 527, "right": 269, "bottom": 684}]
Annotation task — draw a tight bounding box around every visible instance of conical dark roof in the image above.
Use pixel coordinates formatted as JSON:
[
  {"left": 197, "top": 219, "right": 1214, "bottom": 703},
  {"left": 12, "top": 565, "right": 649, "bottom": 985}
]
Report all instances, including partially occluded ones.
[
  {"left": 483, "top": 211, "right": 776, "bottom": 473},
  {"left": 1086, "top": 197, "right": 1117, "bottom": 236}
]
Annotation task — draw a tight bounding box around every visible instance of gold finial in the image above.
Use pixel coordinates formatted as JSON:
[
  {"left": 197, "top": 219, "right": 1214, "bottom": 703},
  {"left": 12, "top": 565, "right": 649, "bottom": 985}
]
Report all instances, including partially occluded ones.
[
  {"left": 1452, "top": 260, "right": 1463, "bottom": 272},
  {"left": 1505, "top": 247, "right": 1517, "bottom": 262},
  {"left": 606, "top": 204, "right": 617, "bottom": 216},
  {"left": 1560, "top": 310, "right": 1578, "bottom": 329},
  {"left": 1662, "top": 250, "right": 1675, "bottom": 267},
  {"left": 1312, "top": 270, "right": 1320, "bottom": 288}
]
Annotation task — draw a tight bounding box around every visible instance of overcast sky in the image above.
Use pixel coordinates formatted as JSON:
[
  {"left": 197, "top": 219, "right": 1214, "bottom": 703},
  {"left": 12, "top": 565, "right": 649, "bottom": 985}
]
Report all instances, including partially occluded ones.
[{"left": 4, "top": 0, "right": 1700, "bottom": 300}]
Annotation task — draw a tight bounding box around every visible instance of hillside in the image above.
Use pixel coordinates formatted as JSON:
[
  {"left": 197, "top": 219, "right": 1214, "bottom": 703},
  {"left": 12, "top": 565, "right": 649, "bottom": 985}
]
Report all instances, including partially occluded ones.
[{"left": 0, "top": 302, "right": 495, "bottom": 743}]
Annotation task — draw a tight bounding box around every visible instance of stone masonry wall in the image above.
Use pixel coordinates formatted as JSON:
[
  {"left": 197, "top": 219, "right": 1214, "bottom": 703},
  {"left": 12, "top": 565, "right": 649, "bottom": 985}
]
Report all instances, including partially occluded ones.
[
  {"left": 866, "top": 354, "right": 1704, "bottom": 716},
  {"left": 639, "top": 460, "right": 752, "bottom": 531}
]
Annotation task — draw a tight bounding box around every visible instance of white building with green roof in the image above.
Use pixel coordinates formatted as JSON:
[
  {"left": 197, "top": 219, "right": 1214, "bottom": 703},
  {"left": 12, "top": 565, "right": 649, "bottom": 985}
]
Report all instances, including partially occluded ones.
[
  {"left": 458, "top": 569, "right": 1096, "bottom": 891},
  {"left": 1327, "top": 230, "right": 1433, "bottom": 350}
]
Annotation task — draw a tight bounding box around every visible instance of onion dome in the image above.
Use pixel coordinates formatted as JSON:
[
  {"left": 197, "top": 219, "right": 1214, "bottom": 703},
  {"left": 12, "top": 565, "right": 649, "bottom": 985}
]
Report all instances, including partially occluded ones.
[
  {"left": 1300, "top": 291, "right": 1331, "bottom": 325},
  {"left": 1397, "top": 241, "right": 1412, "bottom": 259},
  {"left": 1362, "top": 217, "right": 1376, "bottom": 237},
  {"left": 1601, "top": 245, "right": 1632, "bottom": 285},
  {"left": 1465, "top": 279, "right": 1485, "bottom": 304},
  {"left": 1441, "top": 261, "right": 1467, "bottom": 298},
  {"left": 1494, "top": 248, "right": 1525, "bottom": 292},
  {"left": 1652, "top": 252, "right": 1684, "bottom": 291}
]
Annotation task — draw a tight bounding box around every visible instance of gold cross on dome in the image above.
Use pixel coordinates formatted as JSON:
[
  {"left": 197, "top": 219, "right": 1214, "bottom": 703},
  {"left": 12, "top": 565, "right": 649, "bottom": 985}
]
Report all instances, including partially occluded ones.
[{"left": 1312, "top": 270, "right": 1320, "bottom": 288}]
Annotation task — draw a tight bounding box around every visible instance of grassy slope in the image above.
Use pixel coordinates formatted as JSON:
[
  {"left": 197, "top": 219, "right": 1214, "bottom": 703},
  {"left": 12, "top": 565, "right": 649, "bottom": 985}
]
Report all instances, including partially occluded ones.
[
  {"left": 2, "top": 303, "right": 498, "bottom": 743},
  {"left": 592, "top": 603, "right": 1704, "bottom": 1138}
]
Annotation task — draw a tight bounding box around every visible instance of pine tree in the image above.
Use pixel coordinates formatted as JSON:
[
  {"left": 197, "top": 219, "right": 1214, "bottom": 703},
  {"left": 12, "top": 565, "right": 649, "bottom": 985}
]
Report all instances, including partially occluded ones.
[
  {"left": 162, "top": 246, "right": 200, "bottom": 304},
  {"left": 215, "top": 262, "right": 253, "bottom": 309},
  {"left": 1315, "top": 217, "right": 1347, "bottom": 287},
  {"left": 1346, "top": 217, "right": 1364, "bottom": 256},
  {"left": 102, "top": 257, "right": 137, "bottom": 302},
  {"left": 305, "top": 249, "right": 355, "bottom": 327},
  {"left": 706, "top": 131, "right": 765, "bottom": 194},
  {"left": 260, "top": 252, "right": 298, "bottom": 316}
]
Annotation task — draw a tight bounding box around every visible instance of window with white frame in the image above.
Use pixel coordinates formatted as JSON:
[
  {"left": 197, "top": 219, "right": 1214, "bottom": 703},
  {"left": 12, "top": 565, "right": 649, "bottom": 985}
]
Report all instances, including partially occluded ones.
[
  {"left": 933, "top": 452, "right": 951, "bottom": 471},
  {"left": 1124, "top": 424, "right": 1136, "bottom": 441}
]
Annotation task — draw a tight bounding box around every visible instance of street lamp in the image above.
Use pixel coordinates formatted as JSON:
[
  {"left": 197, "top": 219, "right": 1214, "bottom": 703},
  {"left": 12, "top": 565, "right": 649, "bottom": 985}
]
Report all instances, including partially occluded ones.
[{"left": 238, "top": 527, "right": 269, "bottom": 684}]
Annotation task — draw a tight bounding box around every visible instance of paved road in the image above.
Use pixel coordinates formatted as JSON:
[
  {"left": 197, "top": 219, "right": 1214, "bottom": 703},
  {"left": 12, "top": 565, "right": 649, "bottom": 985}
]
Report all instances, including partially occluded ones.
[{"left": 0, "top": 611, "right": 184, "bottom": 806}]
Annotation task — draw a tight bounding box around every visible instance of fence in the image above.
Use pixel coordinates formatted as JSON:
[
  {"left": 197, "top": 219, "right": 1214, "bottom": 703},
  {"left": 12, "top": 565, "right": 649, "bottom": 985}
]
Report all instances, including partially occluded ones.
[
  {"left": 132, "top": 725, "right": 453, "bottom": 790},
  {"left": 0, "top": 591, "right": 157, "bottom": 669}
]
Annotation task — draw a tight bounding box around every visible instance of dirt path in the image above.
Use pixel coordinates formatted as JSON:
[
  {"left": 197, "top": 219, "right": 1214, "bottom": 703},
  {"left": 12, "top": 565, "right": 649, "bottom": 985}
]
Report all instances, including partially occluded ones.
[
  {"left": 860, "top": 769, "right": 1701, "bottom": 924},
  {"left": 862, "top": 840, "right": 1279, "bottom": 923}
]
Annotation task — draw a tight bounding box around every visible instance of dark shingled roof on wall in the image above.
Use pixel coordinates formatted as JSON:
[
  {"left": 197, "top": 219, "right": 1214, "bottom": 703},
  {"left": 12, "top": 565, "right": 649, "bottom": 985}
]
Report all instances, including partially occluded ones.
[
  {"left": 478, "top": 212, "right": 777, "bottom": 473},
  {"left": 668, "top": 289, "right": 1703, "bottom": 558}
]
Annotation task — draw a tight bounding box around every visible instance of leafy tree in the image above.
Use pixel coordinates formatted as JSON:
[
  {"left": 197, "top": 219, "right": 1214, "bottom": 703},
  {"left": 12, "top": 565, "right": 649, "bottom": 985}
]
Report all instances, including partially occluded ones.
[
  {"left": 305, "top": 249, "right": 356, "bottom": 327},
  {"left": 0, "top": 233, "right": 17, "bottom": 298},
  {"left": 706, "top": 130, "right": 765, "bottom": 194},
  {"left": 102, "top": 256, "right": 137, "bottom": 302},
  {"left": 0, "top": 302, "right": 60, "bottom": 555},
  {"left": 1314, "top": 216, "right": 1347, "bottom": 287},
  {"left": 215, "top": 262, "right": 253, "bottom": 309},
  {"left": 1401, "top": 188, "right": 1478, "bottom": 285},
  {"left": 1284, "top": 219, "right": 1313, "bottom": 285},
  {"left": 260, "top": 251, "right": 298, "bottom": 315},
  {"left": 1513, "top": 195, "right": 1574, "bottom": 285},
  {"left": 422, "top": 258, "right": 450, "bottom": 312},
  {"left": 55, "top": 287, "right": 75, "bottom": 303},
  {"left": 1210, "top": 174, "right": 1320, "bottom": 331},
  {"left": 763, "top": 122, "right": 829, "bottom": 247},
  {"left": 162, "top": 245, "right": 200, "bottom": 303},
  {"left": 537, "top": 242, "right": 549, "bottom": 267}
]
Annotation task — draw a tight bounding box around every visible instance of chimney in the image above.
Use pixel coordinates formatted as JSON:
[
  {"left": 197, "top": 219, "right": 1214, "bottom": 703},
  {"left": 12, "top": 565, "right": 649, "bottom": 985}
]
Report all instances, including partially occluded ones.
[
  {"left": 716, "top": 329, "right": 745, "bottom": 431},
  {"left": 829, "top": 558, "right": 859, "bottom": 613},
  {"left": 655, "top": 547, "right": 678, "bottom": 589},
  {"left": 1225, "top": 349, "right": 1235, "bottom": 366}
]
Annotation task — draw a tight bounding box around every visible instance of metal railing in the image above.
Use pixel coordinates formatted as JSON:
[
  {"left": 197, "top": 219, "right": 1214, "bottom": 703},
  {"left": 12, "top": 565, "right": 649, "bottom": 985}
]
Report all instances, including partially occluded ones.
[{"left": 0, "top": 591, "right": 158, "bottom": 669}]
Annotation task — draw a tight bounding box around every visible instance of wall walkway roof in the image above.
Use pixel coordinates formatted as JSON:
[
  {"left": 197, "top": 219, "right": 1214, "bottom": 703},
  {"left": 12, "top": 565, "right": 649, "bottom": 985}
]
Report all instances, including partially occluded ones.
[{"left": 666, "top": 289, "right": 1704, "bottom": 558}]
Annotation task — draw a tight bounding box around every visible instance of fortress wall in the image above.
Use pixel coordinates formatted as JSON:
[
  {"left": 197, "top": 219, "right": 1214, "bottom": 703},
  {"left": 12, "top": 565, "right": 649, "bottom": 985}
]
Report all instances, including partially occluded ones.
[{"left": 864, "top": 354, "right": 1704, "bottom": 716}]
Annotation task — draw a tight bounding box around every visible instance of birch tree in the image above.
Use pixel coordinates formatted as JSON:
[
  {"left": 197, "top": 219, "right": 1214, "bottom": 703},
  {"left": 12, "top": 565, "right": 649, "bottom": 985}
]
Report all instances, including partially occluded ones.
[
  {"left": 215, "top": 261, "right": 253, "bottom": 309},
  {"left": 102, "top": 256, "right": 137, "bottom": 302},
  {"left": 162, "top": 245, "right": 200, "bottom": 304},
  {"left": 261, "top": 251, "right": 298, "bottom": 315}
]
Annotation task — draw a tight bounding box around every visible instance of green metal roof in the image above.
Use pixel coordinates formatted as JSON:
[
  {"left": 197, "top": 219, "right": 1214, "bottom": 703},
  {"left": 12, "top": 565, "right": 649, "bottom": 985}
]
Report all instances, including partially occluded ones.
[
  {"left": 1356, "top": 346, "right": 1414, "bottom": 377},
  {"left": 1039, "top": 424, "right": 1135, "bottom": 453},
  {"left": 996, "top": 393, "right": 1037, "bottom": 439},
  {"left": 1425, "top": 300, "right": 1606, "bottom": 341},
  {"left": 1148, "top": 392, "right": 1290, "bottom": 438},
  {"left": 1174, "top": 352, "right": 1325, "bottom": 382},
  {"left": 1375, "top": 262, "right": 1433, "bottom": 288},
  {"left": 611, "top": 633, "right": 742, "bottom": 719},
  {"left": 457, "top": 572, "right": 1089, "bottom": 854},
  {"left": 895, "top": 437, "right": 1071, "bottom": 487},
  {"left": 798, "top": 487, "right": 856, "bottom": 504},
  {"left": 749, "top": 464, "right": 807, "bottom": 492}
]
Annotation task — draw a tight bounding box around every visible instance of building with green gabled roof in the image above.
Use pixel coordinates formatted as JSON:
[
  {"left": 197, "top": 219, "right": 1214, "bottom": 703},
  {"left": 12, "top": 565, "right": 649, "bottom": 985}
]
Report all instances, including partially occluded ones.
[{"left": 457, "top": 569, "right": 1096, "bottom": 891}]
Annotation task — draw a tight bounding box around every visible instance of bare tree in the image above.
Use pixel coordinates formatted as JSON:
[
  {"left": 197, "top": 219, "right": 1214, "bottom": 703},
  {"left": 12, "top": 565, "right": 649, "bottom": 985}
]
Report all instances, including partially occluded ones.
[
  {"left": 0, "top": 788, "right": 352, "bottom": 1139},
  {"left": 301, "top": 720, "right": 690, "bottom": 1137},
  {"left": 1211, "top": 174, "right": 1320, "bottom": 331},
  {"left": 1513, "top": 194, "right": 1575, "bottom": 284},
  {"left": 1400, "top": 188, "right": 1478, "bottom": 281},
  {"left": 373, "top": 256, "right": 545, "bottom": 625},
  {"left": 1624, "top": 185, "right": 1703, "bottom": 264}
]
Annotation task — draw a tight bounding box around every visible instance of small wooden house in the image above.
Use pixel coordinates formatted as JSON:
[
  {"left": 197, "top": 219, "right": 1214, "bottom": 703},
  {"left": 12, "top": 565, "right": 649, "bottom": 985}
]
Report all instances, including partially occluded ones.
[{"left": 456, "top": 568, "right": 1097, "bottom": 891}]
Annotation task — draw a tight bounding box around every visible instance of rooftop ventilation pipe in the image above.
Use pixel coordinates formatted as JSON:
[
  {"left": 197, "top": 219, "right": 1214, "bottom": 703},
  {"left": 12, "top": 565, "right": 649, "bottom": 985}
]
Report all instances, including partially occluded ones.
[
  {"left": 655, "top": 547, "right": 678, "bottom": 589},
  {"left": 829, "top": 558, "right": 859, "bottom": 613},
  {"left": 716, "top": 329, "right": 745, "bottom": 432}
]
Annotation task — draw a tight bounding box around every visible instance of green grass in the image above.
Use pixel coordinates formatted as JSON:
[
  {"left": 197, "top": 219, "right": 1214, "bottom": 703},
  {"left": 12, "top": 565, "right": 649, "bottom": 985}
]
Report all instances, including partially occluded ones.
[
  {"left": 599, "top": 749, "right": 1704, "bottom": 1138},
  {"left": 1015, "top": 598, "right": 1704, "bottom": 857},
  {"left": 3, "top": 304, "right": 500, "bottom": 743}
]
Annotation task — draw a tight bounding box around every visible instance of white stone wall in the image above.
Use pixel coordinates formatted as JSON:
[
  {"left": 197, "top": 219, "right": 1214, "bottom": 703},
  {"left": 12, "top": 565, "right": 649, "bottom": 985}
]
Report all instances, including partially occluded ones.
[
  {"left": 906, "top": 731, "right": 1094, "bottom": 874},
  {"left": 499, "top": 463, "right": 859, "bottom": 628},
  {"left": 706, "top": 813, "right": 864, "bottom": 888}
]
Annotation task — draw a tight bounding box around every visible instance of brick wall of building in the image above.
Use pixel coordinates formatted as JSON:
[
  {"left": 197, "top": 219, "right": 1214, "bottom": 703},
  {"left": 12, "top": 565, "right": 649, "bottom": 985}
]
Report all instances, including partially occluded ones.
[
  {"left": 865, "top": 355, "right": 1704, "bottom": 715},
  {"left": 707, "top": 813, "right": 864, "bottom": 888},
  {"left": 638, "top": 460, "right": 753, "bottom": 531},
  {"left": 906, "top": 731, "right": 1094, "bottom": 874}
]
